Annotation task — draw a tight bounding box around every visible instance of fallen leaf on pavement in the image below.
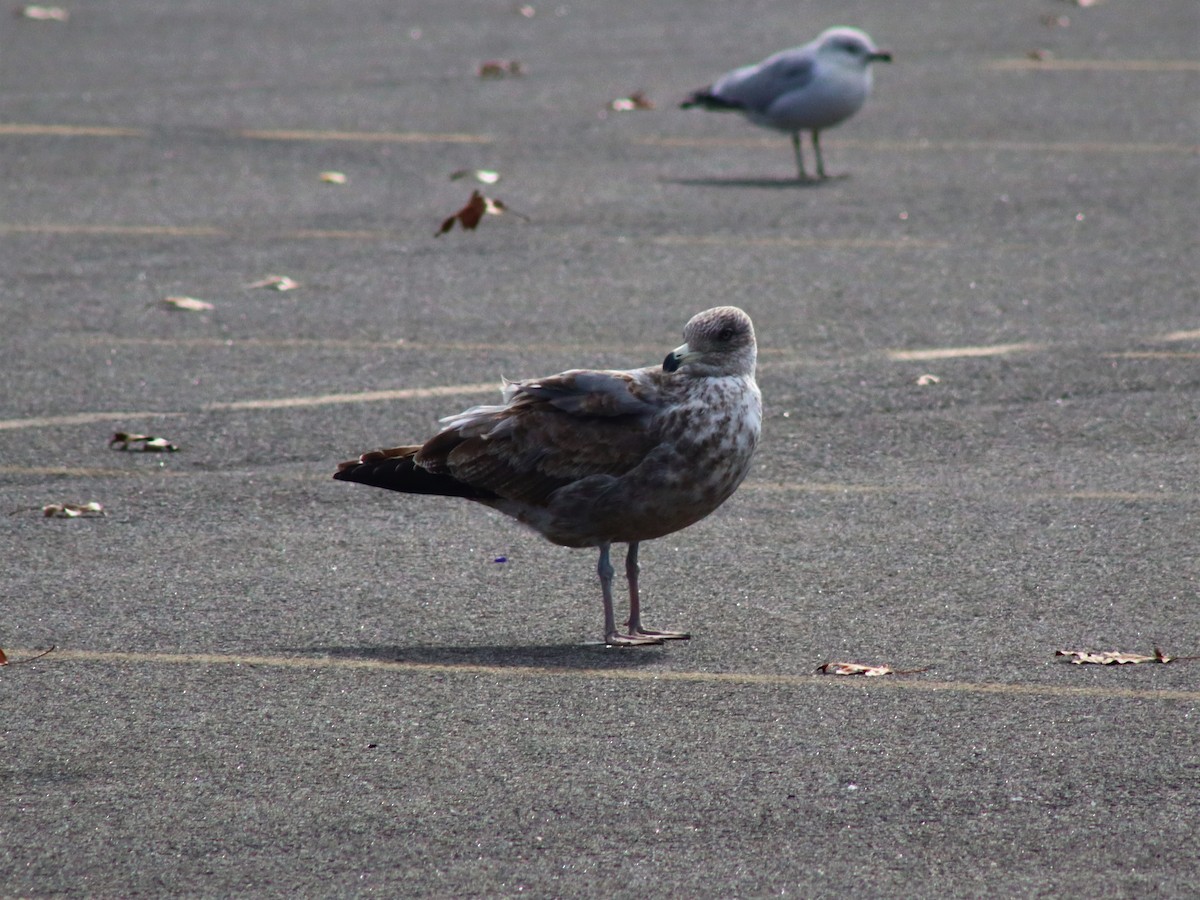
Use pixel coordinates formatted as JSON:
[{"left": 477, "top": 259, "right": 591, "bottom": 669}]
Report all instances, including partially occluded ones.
[
  {"left": 1056, "top": 648, "right": 1173, "bottom": 665},
  {"left": 42, "top": 501, "right": 104, "bottom": 518},
  {"left": 608, "top": 90, "right": 655, "bottom": 111},
  {"left": 450, "top": 169, "right": 501, "bottom": 185},
  {"left": 109, "top": 432, "right": 179, "bottom": 452},
  {"left": 477, "top": 59, "right": 525, "bottom": 78},
  {"left": 246, "top": 274, "right": 300, "bottom": 291},
  {"left": 818, "top": 661, "right": 894, "bottom": 676},
  {"left": 162, "top": 296, "right": 214, "bottom": 311},
  {"left": 17, "top": 5, "right": 69, "bottom": 20},
  {"left": 817, "top": 660, "right": 931, "bottom": 676},
  {"left": 436, "top": 189, "right": 526, "bottom": 236}
]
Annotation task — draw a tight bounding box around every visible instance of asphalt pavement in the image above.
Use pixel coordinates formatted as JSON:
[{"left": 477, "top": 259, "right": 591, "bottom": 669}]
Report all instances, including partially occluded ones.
[{"left": 2, "top": 0, "right": 1198, "bottom": 896}]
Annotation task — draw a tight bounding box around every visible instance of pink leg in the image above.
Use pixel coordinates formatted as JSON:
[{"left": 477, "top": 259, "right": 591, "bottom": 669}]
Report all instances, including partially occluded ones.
[
  {"left": 624, "top": 543, "right": 690, "bottom": 641},
  {"left": 597, "top": 543, "right": 661, "bottom": 646}
]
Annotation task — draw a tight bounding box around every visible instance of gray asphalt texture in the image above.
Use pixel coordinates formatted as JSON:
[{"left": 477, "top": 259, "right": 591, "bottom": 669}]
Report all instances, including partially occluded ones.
[{"left": 2, "top": 0, "right": 1199, "bottom": 896}]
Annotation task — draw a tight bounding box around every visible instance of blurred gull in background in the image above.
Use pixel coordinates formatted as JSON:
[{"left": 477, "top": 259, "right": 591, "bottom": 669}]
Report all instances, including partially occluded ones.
[{"left": 682, "top": 27, "right": 892, "bottom": 181}]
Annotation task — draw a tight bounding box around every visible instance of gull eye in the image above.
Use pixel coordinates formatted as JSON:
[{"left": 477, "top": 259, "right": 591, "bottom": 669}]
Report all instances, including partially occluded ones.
[{"left": 717, "top": 327, "right": 735, "bottom": 342}]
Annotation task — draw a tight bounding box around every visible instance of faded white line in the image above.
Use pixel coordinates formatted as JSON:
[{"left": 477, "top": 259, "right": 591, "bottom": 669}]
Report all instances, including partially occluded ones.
[
  {"left": 639, "top": 136, "right": 1199, "bottom": 155},
  {"left": 985, "top": 58, "right": 1200, "bottom": 73},
  {"left": 5, "top": 647, "right": 1196, "bottom": 703},
  {"left": 238, "top": 128, "right": 492, "bottom": 144},
  {"left": 0, "top": 384, "right": 499, "bottom": 431},
  {"left": 887, "top": 342, "right": 1042, "bottom": 361}
]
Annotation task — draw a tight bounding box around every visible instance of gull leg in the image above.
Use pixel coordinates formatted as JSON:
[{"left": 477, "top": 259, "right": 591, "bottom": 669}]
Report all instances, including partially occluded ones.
[
  {"left": 790, "top": 132, "right": 810, "bottom": 182},
  {"left": 599, "top": 543, "right": 661, "bottom": 646},
  {"left": 811, "top": 130, "right": 828, "bottom": 180},
  {"left": 625, "top": 542, "right": 690, "bottom": 641}
]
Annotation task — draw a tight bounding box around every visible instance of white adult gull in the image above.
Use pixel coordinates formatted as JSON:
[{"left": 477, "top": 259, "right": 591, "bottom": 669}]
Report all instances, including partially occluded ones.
[
  {"left": 333, "top": 307, "right": 761, "bottom": 646},
  {"left": 681, "top": 26, "right": 892, "bottom": 180}
]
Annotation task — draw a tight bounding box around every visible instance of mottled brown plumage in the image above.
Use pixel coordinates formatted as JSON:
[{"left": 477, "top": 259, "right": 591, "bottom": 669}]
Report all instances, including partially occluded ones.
[{"left": 334, "top": 306, "right": 761, "bottom": 645}]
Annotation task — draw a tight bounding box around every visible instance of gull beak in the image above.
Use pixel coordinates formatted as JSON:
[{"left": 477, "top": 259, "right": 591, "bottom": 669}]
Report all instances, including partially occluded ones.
[
  {"left": 870, "top": 50, "right": 893, "bottom": 63},
  {"left": 663, "top": 342, "right": 697, "bottom": 373}
]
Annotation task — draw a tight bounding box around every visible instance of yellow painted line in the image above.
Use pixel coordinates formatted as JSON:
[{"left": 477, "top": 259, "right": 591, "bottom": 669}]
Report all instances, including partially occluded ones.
[
  {"left": 0, "top": 466, "right": 1191, "bottom": 504},
  {"left": 639, "top": 136, "right": 1198, "bottom": 155},
  {"left": 887, "top": 342, "right": 1041, "bottom": 361},
  {"left": 5, "top": 647, "right": 1197, "bottom": 703},
  {"left": 0, "top": 383, "right": 498, "bottom": 431},
  {"left": 0, "top": 123, "right": 146, "bottom": 137},
  {"left": 651, "top": 234, "right": 947, "bottom": 251},
  {"left": 746, "top": 482, "right": 1194, "bottom": 503},
  {"left": 0, "top": 409, "right": 188, "bottom": 431},
  {"left": 70, "top": 334, "right": 679, "bottom": 357},
  {"left": 0, "top": 465, "right": 149, "bottom": 478},
  {"left": 1107, "top": 351, "right": 1200, "bottom": 359},
  {"left": 280, "top": 228, "right": 397, "bottom": 241},
  {"left": 0, "top": 223, "right": 228, "bottom": 237},
  {"left": 986, "top": 58, "right": 1200, "bottom": 72},
  {"left": 208, "top": 383, "right": 496, "bottom": 412},
  {"left": 1157, "top": 328, "right": 1200, "bottom": 342},
  {"left": 237, "top": 128, "right": 492, "bottom": 144}
]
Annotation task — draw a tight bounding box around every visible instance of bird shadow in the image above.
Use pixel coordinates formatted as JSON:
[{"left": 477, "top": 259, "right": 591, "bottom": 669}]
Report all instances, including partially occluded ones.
[
  {"left": 299, "top": 642, "right": 667, "bottom": 671},
  {"left": 662, "top": 174, "right": 848, "bottom": 189}
]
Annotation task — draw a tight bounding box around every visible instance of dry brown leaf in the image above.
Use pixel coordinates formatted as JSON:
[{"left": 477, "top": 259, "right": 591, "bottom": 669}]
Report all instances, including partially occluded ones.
[
  {"left": 109, "top": 432, "right": 179, "bottom": 452},
  {"left": 817, "top": 660, "right": 931, "bottom": 676},
  {"left": 609, "top": 90, "right": 655, "bottom": 111},
  {"left": 319, "top": 171, "right": 347, "bottom": 184},
  {"left": 246, "top": 274, "right": 300, "bottom": 291},
  {"left": 18, "top": 5, "right": 69, "bottom": 20},
  {"left": 162, "top": 296, "right": 214, "bottom": 312},
  {"left": 477, "top": 59, "right": 525, "bottom": 78},
  {"left": 42, "top": 501, "right": 104, "bottom": 518},
  {"left": 817, "top": 661, "right": 894, "bottom": 677},
  {"left": 1056, "top": 648, "right": 1173, "bottom": 665},
  {"left": 0, "top": 647, "right": 6, "bottom": 665},
  {"left": 450, "top": 168, "right": 501, "bottom": 185},
  {"left": 436, "top": 190, "right": 526, "bottom": 236}
]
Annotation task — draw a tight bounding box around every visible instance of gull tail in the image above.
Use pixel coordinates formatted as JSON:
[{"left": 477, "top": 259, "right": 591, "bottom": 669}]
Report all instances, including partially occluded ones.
[
  {"left": 680, "top": 88, "right": 744, "bottom": 111},
  {"left": 333, "top": 446, "right": 497, "bottom": 501}
]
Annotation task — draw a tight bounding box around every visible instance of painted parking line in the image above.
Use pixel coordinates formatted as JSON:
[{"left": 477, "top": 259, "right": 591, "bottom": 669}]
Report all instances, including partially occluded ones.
[
  {"left": 985, "top": 58, "right": 1200, "bottom": 72},
  {"left": 637, "top": 136, "right": 1199, "bottom": 155},
  {"left": 4, "top": 121, "right": 1194, "bottom": 156},
  {"left": 0, "top": 383, "right": 499, "bottom": 431},
  {"left": 237, "top": 127, "right": 492, "bottom": 144},
  {"left": 4, "top": 328, "right": 1199, "bottom": 433},
  {"left": 3, "top": 647, "right": 1196, "bottom": 703}
]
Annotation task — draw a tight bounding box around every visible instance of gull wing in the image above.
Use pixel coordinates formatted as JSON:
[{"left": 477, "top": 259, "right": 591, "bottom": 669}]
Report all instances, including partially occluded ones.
[
  {"left": 414, "top": 369, "right": 666, "bottom": 506},
  {"left": 711, "top": 49, "right": 816, "bottom": 114}
]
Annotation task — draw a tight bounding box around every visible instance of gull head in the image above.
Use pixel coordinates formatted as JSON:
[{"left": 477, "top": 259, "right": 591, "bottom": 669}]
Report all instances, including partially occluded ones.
[
  {"left": 815, "top": 27, "right": 893, "bottom": 69},
  {"left": 663, "top": 306, "right": 757, "bottom": 377}
]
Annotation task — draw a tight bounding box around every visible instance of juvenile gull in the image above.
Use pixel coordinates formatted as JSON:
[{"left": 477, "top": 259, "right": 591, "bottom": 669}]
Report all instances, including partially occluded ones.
[
  {"left": 681, "top": 26, "right": 891, "bottom": 180},
  {"left": 333, "top": 306, "right": 761, "bottom": 646}
]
